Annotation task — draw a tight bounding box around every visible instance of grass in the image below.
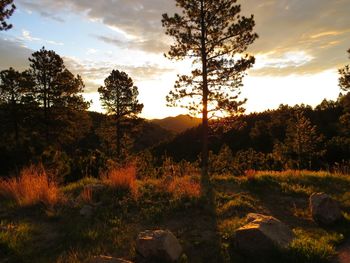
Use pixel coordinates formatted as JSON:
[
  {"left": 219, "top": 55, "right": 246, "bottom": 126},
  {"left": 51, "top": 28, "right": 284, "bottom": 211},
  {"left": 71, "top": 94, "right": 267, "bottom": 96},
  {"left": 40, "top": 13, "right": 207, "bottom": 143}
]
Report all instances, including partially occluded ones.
[
  {"left": 0, "top": 169, "right": 349, "bottom": 262},
  {"left": 0, "top": 164, "right": 60, "bottom": 207},
  {"left": 101, "top": 165, "right": 138, "bottom": 196},
  {"left": 165, "top": 175, "right": 201, "bottom": 199}
]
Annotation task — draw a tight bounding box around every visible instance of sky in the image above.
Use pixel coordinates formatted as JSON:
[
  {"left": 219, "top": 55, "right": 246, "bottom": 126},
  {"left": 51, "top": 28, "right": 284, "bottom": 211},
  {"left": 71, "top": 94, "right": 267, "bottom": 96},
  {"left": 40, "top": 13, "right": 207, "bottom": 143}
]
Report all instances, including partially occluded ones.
[{"left": 0, "top": 0, "right": 349, "bottom": 119}]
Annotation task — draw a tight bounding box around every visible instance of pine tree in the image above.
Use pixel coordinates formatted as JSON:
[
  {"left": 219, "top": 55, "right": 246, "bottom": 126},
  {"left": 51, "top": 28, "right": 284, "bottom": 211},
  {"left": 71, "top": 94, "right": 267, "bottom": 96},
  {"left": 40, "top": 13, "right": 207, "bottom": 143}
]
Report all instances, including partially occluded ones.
[
  {"left": 339, "top": 49, "right": 350, "bottom": 91},
  {"left": 162, "top": 0, "right": 258, "bottom": 179},
  {"left": 0, "top": 68, "right": 25, "bottom": 146},
  {"left": 98, "top": 70, "right": 143, "bottom": 160},
  {"left": 284, "top": 112, "right": 324, "bottom": 169},
  {"left": 29, "top": 47, "right": 90, "bottom": 146}
]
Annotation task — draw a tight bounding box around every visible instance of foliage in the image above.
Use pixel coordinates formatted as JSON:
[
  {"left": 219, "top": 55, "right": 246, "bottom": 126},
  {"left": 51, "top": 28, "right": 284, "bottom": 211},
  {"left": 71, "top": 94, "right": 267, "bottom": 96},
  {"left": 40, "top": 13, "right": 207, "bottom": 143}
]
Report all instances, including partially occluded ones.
[
  {"left": 164, "top": 175, "right": 201, "bottom": 199},
  {"left": 29, "top": 47, "right": 90, "bottom": 146},
  {"left": 162, "top": 0, "right": 258, "bottom": 177},
  {"left": 283, "top": 112, "right": 325, "bottom": 169},
  {"left": 339, "top": 49, "right": 350, "bottom": 91},
  {"left": 100, "top": 165, "right": 138, "bottom": 196},
  {"left": 0, "top": 164, "right": 60, "bottom": 207},
  {"left": 98, "top": 70, "right": 143, "bottom": 160},
  {"left": 0, "top": 0, "right": 15, "bottom": 30}
]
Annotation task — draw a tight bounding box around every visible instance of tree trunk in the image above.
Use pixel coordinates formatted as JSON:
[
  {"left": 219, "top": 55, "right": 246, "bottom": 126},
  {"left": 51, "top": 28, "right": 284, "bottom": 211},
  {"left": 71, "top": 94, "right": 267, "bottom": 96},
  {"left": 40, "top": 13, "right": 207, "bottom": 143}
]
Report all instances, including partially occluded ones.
[
  {"left": 44, "top": 86, "right": 49, "bottom": 145},
  {"left": 116, "top": 117, "right": 121, "bottom": 160},
  {"left": 200, "top": 0, "right": 209, "bottom": 184},
  {"left": 11, "top": 94, "right": 19, "bottom": 149}
]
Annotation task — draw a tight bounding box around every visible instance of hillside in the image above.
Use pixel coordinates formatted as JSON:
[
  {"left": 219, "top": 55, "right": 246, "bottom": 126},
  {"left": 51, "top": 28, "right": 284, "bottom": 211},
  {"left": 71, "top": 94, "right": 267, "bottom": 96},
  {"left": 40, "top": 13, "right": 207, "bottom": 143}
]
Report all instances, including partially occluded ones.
[
  {"left": 150, "top": 114, "right": 202, "bottom": 133},
  {"left": 1, "top": 169, "right": 349, "bottom": 262}
]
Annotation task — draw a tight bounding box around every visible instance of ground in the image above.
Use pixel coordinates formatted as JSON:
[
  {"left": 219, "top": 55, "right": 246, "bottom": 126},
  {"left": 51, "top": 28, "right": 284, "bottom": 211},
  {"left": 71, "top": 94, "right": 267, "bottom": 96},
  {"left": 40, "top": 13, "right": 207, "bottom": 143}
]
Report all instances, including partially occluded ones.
[{"left": 0, "top": 171, "right": 350, "bottom": 263}]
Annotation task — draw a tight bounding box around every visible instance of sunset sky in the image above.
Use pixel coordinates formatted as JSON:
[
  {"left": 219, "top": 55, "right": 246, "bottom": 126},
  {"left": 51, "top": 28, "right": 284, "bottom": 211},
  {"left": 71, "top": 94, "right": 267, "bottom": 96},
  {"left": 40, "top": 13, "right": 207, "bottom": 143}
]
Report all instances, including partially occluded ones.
[{"left": 0, "top": 0, "right": 349, "bottom": 119}]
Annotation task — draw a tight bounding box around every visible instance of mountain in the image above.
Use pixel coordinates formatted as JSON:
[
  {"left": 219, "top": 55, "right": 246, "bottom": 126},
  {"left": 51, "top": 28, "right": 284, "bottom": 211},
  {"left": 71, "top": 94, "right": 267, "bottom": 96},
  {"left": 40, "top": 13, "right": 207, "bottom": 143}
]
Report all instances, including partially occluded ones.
[{"left": 150, "top": 114, "right": 202, "bottom": 133}]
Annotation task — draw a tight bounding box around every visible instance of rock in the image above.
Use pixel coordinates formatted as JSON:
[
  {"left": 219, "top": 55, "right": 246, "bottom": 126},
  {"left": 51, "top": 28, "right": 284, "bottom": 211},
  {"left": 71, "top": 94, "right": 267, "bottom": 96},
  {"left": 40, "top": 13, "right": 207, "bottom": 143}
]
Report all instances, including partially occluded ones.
[
  {"left": 235, "top": 213, "right": 294, "bottom": 255},
  {"left": 89, "top": 256, "right": 133, "bottom": 263},
  {"left": 136, "top": 230, "right": 182, "bottom": 262},
  {"left": 80, "top": 205, "right": 94, "bottom": 218},
  {"left": 310, "top": 193, "right": 343, "bottom": 225}
]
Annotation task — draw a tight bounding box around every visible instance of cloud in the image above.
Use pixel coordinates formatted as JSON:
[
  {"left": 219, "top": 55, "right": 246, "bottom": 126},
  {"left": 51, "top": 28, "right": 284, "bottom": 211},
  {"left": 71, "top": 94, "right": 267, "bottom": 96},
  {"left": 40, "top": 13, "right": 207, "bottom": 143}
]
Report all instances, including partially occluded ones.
[
  {"left": 18, "top": 0, "right": 176, "bottom": 54},
  {"left": 13, "top": 0, "right": 350, "bottom": 75},
  {"left": 20, "top": 29, "right": 64, "bottom": 46},
  {"left": 64, "top": 56, "right": 174, "bottom": 92},
  {"left": 95, "top": 35, "right": 169, "bottom": 54},
  {"left": 0, "top": 38, "right": 32, "bottom": 71},
  {"left": 243, "top": 0, "right": 350, "bottom": 75}
]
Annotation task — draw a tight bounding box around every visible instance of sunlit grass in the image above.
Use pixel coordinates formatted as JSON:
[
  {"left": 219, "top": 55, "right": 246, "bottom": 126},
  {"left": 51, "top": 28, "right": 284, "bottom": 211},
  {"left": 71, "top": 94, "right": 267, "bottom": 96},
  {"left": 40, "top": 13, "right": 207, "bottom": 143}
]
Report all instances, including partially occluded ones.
[
  {"left": 0, "top": 220, "right": 36, "bottom": 259},
  {"left": 101, "top": 165, "right": 138, "bottom": 196},
  {"left": 288, "top": 228, "right": 344, "bottom": 263},
  {"left": 0, "top": 164, "right": 60, "bottom": 207},
  {"left": 165, "top": 175, "right": 201, "bottom": 199}
]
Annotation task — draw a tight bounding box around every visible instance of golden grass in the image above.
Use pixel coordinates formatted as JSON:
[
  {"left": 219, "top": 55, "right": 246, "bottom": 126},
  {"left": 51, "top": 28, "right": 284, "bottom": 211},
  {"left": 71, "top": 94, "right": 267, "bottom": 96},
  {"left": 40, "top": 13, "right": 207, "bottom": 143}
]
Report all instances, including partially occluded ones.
[
  {"left": 101, "top": 165, "right": 138, "bottom": 195},
  {"left": 80, "top": 187, "right": 93, "bottom": 204},
  {"left": 0, "top": 164, "right": 59, "bottom": 207},
  {"left": 165, "top": 175, "right": 201, "bottom": 199},
  {"left": 255, "top": 170, "right": 347, "bottom": 177}
]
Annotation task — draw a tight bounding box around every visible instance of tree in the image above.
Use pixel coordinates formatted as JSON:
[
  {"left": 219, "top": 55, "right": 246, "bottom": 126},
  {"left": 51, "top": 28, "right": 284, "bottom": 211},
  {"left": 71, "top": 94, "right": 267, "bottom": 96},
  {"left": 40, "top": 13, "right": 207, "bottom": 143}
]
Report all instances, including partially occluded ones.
[
  {"left": 339, "top": 49, "right": 350, "bottom": 91},
  {"left": 0, "top": 0, "right": 15, "bottom": 31},
  {"left": 284, "top": 112, "right": 324, "bottom": 169},
  {"left": 29, "top": 47, "right": 90, "bottom": 146},
  {"left": 98, "top": 70, "right": 143, "bottom": 160},
  {"left": 162, "top": 0, "right": 258, "bottom": 179},
  {"left": 0, "top": 68, "right": 32, "bottom": 147}
]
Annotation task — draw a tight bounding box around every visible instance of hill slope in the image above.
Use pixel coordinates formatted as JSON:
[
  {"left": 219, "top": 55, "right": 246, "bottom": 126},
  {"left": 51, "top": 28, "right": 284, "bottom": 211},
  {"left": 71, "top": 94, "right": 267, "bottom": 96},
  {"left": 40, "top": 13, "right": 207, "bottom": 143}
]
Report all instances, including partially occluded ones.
[{"left": 150, "top": 114, "right": 201, "bottom": 133}]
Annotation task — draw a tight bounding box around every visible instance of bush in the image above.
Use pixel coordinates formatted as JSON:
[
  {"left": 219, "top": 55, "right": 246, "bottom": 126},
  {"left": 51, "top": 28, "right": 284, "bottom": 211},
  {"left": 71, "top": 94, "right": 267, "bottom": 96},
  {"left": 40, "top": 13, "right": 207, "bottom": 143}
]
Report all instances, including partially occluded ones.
[
  {"left": 101, "top": 165, "right": 137, "bottom": 196},
  {"left": 165, "top": 175, "right": 201, "bottom": 199},
  {"left": 0, "top": 164, "right": 60, "bottom": 207}
]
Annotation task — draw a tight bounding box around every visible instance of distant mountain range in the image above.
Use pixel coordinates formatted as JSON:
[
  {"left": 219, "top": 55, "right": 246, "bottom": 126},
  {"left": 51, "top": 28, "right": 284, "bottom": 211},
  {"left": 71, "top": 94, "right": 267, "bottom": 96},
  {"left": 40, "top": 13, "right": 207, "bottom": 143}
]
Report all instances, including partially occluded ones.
[{"left": 150, "top": 114, "right": 202, "bottom": 133}]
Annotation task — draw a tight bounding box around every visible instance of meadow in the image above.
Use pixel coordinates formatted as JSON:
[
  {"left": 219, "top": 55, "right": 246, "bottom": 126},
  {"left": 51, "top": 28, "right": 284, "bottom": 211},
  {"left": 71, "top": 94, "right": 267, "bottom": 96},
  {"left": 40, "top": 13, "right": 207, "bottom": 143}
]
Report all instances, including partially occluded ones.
[{"left": 1, "top": 165, "right": 349, "bottom": 263}]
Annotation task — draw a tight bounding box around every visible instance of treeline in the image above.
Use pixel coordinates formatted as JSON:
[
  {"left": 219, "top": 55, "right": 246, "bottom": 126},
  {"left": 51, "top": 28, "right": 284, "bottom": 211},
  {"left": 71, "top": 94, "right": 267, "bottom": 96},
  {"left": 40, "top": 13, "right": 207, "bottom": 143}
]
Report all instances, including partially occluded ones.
[
  {"left": 0, "top": 47, "right": 172, "bottom": 181},
  {"left": 1, "top": 47, "right": 350, "bottom": 181},
  {"left": 153, "top": 96, "right": 350, "bottom": 173}
]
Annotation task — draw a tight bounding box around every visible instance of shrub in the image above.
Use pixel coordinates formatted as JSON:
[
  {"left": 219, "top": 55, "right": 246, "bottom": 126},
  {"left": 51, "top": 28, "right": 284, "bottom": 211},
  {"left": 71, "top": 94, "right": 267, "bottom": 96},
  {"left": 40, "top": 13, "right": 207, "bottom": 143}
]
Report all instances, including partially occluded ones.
[
  {"left": 165, "top": 175, "right": 201, "bottom": 199},
  {"left": 0, "top": 164, "right": 59, "bottom": 207},
  {"left": 101, "top": 165, "right": 137, "bottom": 195}
]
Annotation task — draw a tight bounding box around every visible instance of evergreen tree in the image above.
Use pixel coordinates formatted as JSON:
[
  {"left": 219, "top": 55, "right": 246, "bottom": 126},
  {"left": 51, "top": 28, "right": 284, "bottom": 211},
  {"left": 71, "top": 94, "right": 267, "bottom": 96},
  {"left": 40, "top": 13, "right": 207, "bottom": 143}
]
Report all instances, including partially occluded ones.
[
  {"left": 339, "top": 49, "right": 350, "bottom": 91},
  {"left": 29, "top": 47, "right": 90, "bottom": 146},
  {"left": 0, "top": 0, "right": 15, "bottom": 31},
  {"left": 162, "top": 0, "right": 258, "bottom": 178},
  {"left": 98, "top": 70, "right": 143, "bottom": 160},
  {"left": 0, "top": 68, "right": 32, "bottom": 147},
  {"left": 284, "top": 113, "right": 324, "bottom": 169}
]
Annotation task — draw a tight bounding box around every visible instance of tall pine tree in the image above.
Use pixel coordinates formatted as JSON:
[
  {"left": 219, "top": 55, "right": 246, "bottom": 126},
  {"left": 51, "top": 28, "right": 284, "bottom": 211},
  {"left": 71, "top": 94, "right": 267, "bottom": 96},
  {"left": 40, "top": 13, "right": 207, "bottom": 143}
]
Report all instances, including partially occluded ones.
[
  {"left": 29, "top": 47, "right": 90, "bottom": 146},
  {"left": 98, "top": 70, "right": 143, "bottom": 160},
  {"left": 162, "top": 0, "right": 258, "bottom": 179}
]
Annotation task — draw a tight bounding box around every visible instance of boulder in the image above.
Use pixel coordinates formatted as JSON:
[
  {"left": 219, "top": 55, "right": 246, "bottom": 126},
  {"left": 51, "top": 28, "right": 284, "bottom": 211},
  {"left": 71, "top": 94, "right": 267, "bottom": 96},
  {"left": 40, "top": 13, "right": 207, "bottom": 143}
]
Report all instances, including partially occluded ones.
[
  {"left": 80, "top": 205, "right": 94, "bottom": 218},
  {"left": 136, "top": 230, "right": 182, "bottom": 262},
  {"left": 235, "top": 213, "right": 294, "bottom": 255},
  {"left": 89, "top": 256, "right": 133, "bottom": 263},
  {"left": 310, "top": 192, "right": 343, "bottom": 225}
]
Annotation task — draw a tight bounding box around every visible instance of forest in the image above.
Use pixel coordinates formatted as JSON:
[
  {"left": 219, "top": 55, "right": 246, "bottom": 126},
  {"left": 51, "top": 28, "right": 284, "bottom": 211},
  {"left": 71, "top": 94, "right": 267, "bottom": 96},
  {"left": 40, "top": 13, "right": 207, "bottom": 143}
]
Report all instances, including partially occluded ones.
[{"left": 1, "top": 0, "right": 350, "bottom": 263}]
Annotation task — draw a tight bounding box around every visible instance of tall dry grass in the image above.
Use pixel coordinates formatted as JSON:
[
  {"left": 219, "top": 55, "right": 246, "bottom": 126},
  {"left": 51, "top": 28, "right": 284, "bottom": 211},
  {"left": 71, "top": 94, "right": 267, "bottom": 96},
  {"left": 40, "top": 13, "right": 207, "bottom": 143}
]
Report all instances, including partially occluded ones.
[
  {"left": 0, "top": 164, "right": 59, "bottom": 207},
  {"left": 165, "top": 176, "right": 201, "bottom": 199},
  {"left": 101, "top": 165, "right": 138, "bottom": 195}
]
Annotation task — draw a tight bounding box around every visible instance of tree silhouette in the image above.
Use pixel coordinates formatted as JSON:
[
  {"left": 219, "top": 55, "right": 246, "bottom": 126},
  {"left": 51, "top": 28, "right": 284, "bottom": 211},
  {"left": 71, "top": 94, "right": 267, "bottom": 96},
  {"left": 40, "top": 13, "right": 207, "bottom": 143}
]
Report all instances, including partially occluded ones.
[
  {"left": 0, "top": 0, "right": 15, "bottom": 31},
  {"left": 0, "top": 68, "right": 29, "bottom": 147},
  {"left": 339, "top": 49, "right": 350, "bottom": 91},
  {"left": 284, "top": 112, "right": 324, "bottom": 169},
  {"left": 162, "top": 0, "right": 258, "bottom": 178},
  {"left": 29, "top": 47, "right": 90, "bottom": 145},
  {"left": 98, "top": 70, "right": 143, "bottom": 160}
]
